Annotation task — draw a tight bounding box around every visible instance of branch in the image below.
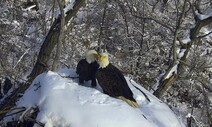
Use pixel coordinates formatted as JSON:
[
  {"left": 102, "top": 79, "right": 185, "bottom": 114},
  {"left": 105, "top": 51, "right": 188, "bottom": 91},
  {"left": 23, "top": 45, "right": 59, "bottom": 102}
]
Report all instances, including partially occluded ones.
[
  {"left": 132, "top": 15, "right": 174, "bottom": 33},
  {"left": 193, "top": 76, "right": 212, "bottom": 92},
  {"left": 124, "top": 0, "right": 174, "bottom": 32},
  {"left": 13, "top": 48, "right": 30, "bottom": 69},
  {"left": 0, "top": 107, "right": 26, "bottom": 116},
  {"left": 202, "top": 88, "right": 212, "bottom": 125},
  {"left": 129, "top": 79, "right": 151, "bottom": 102},
  {"left": 52, "top": 0, "right": 65, "bottom": 71},
  {"left": 180, "top": 75, "right": 212, "bottom": 92},
  {"left": 172, "top": 0, "right": 188, "bottom": 63},
  {"left": 190, "top": 16, "right": 212, "bottom": 40},
  {"left": 186, "top": 109, "right": 194, "bottom": 127},
  {"left": 154, "top": 6, "right": 212, "bottom": 98},
  {"left": 116, "top": 1, "right": 130, "bottom": 36},
  {"left": 196, "top": 31, "right": 212, "bottom": 39},
  {"left": 97, "top": 0, "right": 107, "bottom": 52}
]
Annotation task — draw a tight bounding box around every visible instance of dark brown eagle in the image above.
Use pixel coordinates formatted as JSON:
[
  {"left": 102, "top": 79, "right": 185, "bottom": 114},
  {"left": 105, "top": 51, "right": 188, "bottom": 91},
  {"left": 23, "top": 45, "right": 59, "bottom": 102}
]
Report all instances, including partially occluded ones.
[
  {"left": 96, "top": 53, "right": 139, "bottom": 108},
  {"left": 76, "top": 50, "right": 99, "bottom": 87}
]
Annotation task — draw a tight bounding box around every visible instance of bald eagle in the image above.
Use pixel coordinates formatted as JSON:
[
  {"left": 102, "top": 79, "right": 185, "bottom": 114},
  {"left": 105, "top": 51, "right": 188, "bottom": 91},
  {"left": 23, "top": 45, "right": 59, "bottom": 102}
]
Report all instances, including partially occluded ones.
[
  {"left": 76, "top": 50, "right": 99, "bottom": 87},
  {"left": 96, "top": 53, "right": 139, "bottom": 108}
]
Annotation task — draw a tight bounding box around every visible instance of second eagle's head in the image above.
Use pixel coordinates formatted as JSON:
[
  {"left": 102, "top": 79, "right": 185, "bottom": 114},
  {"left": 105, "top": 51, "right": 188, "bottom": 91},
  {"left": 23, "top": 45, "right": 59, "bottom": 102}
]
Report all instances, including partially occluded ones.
[
  {"left": 98, "top": 53, "right": 109, "bottom": 68},
  {"left": 86, "top": 50, "right": 98, "bottom": 64}
]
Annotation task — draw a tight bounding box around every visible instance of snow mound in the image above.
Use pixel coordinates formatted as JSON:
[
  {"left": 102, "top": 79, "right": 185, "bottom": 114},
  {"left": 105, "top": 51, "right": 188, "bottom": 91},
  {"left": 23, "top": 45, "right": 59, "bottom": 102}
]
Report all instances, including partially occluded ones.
[{"left": 15, "top": 68, "right": 185, "bottom": 127}]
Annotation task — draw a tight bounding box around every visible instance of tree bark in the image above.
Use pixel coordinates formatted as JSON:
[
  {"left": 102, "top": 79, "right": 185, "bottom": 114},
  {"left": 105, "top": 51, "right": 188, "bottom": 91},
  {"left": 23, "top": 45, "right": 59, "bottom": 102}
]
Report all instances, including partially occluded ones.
[
  {"left": 97, "top": 0, "right": 107, "bottom": 53},
  {"left": 52, "top": 0, "right": 65, "bottom": 71}
]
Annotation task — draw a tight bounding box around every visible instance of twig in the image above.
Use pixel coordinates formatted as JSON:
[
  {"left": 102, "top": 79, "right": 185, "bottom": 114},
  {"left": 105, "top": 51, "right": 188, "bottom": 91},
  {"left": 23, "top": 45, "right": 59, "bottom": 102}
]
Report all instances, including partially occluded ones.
[
  {"left": 13, "top": 48, "right": 30, "bottom": 69},
  {"left": 59, "top": 60, "right": 70, "bottom": 68},
  {"left": 202, "top": 88, "right": 212, "bottom": 125},
  {"left": 19, "top": 106, "right": 33, "bottom": 122},
  {"left": 0, "top": 107, "right": 25, "bottom": 115},
  {"left": 21, "top": 107, "right": 43, "bottom": 126},
  {"left": 26, "top": 117, "right": 45, "bottom": 127},
  {"left": 129, "top": 79, "right": 151, "bottom": 102},
  {"left": 57, "top": 73, "right": 79, "bottom": 79},
  {"left": 196, "top": 31, "right": 212, "bottom": 39},
  {"left": 3, "top": 107, "right": 26, "bottom": 117},
  {"left": 97, "top": 0, "right": 108, "bottom": 52}
]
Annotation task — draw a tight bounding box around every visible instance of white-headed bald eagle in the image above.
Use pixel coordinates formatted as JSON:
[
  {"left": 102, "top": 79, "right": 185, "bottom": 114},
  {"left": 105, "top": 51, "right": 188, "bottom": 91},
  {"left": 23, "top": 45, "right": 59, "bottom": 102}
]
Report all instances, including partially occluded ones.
[
  {"left": 96, "top": 53, "right": 139, "bottom": 108},
  {"left": 76, "top": 50, "right": 99, "bottom": 87}
]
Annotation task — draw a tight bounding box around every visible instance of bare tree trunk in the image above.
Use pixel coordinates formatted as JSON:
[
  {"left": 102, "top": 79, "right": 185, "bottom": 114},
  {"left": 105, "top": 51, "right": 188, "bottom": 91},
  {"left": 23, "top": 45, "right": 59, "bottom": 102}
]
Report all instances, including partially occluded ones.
[
  {"left": 52, "top": 0, "right": 65, "bottom": 71},
  {"left": 153, "top": 0, "right": 188, "bottom": 98},
  {"left": 0, "top": 0, "right": 86, "bottom": 120},
  {"left": 28, "top": 0, "right": 85, "bottom": 82}
]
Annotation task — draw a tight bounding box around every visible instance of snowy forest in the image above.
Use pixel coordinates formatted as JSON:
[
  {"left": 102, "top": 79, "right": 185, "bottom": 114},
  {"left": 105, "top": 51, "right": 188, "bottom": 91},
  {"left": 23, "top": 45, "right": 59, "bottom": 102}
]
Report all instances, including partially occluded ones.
[{"left": 0, "top": 0, "right": 212, "bottom": 127}]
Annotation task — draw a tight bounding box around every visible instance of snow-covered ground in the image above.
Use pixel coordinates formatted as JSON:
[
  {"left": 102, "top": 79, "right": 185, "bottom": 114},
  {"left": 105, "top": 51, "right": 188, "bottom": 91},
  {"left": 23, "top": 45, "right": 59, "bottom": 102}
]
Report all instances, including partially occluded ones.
[{"left": 9, "top": 68, "right": 185, "bottom": 127}]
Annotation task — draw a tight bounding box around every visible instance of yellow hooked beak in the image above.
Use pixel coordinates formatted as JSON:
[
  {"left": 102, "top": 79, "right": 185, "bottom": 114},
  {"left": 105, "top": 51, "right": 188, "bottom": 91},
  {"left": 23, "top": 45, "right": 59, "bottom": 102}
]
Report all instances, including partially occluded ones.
[{"left": 98, "top": 54, "right": 107, "bottom": 62}]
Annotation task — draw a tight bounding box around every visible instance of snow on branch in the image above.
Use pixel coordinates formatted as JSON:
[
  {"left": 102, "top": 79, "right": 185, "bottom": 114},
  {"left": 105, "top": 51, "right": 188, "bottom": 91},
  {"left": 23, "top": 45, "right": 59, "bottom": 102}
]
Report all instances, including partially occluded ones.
[
  {"left": 195, "top": 10, "right": 212, "bottom": 20},
  {"left": 190, "top": 12, "right": 212, "bottom": 40},
  {"left": 165, "top": 10, "right": 212, "bottom": 80},
  {"left": 64, "top": 0, "right": 76, "bottom": 13},
  {"left": 56, "top": 0, "right": 76, "bottom": 18},
  {"left": 163, "top": 64, "right": 178, "bottom": 80},
  {"left": 13, "top": 48, "right": 30, "bottom": 69}
]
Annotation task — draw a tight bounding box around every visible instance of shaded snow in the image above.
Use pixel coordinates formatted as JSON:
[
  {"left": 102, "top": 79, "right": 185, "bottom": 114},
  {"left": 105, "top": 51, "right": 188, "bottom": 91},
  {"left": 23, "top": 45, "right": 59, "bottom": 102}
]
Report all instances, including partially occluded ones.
[
  {"left": 13, "top": 68, "right": 185, "bottom": 127},
  {"left": 182, "top": 38, "right": 191, "bottom": 44},
  {"left": 64, "top": 0, "right": 76, "bottom": 13},
  {"left": 195, "top": 10, "right": 212, "bottom": 20},
  {"left": 200, "top": 27, "right": 212, "bottom": 42}
]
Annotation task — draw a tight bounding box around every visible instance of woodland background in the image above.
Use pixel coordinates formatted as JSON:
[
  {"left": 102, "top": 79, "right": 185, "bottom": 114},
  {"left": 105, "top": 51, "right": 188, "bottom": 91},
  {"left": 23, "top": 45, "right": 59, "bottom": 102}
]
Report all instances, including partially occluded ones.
[{"left": 0, "top": 0, "right": 211, "bottom": 126}]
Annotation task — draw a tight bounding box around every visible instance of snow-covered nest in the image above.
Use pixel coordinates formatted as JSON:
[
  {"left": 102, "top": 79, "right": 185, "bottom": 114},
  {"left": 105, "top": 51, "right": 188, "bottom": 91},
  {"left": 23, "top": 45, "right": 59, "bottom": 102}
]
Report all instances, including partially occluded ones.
[{"left": 8, "top": 68, "right": 185, "bottom": 127}]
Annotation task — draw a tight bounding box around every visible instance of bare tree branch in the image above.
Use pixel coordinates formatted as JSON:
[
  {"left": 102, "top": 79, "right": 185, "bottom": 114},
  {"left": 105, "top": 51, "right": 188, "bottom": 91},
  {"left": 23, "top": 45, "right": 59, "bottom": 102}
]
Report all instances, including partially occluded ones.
[
  {"left": 52, "top": 0, "right": 65, "bottom": 71},
  {"left": 196, "top": 31, "right": 212, "bottom": 39},
  {"left": 190, "top": 16, "right": 212, "bottom": 40}
]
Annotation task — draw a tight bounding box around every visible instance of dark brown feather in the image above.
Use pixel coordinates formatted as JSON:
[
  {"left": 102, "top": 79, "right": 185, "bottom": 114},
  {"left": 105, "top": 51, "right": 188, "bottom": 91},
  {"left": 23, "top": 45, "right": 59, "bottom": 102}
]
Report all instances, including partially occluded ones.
[
  {"left": 76, "top": 59, "right": 99, "bottom": 87},
  {"left": 96, "top": 63, "right": 136, "bottom": 102}
]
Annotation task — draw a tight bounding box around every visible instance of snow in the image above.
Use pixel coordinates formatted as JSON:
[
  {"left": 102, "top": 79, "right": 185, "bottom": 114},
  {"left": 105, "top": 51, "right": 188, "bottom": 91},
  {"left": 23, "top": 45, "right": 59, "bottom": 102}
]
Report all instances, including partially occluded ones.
[
  {"left": 133, "top": 6, "right": 137, "bottom": 12},
  {"left": 64, "top": 0, "right": 76, "bottom": 13},
  {"left": 177, "top": 49, "right": 186, "bottom": 59},
  {"left": 23, "top": 5, "right": 37, "bottom": 11},
  {"left": 181, "top": 38, "right": 191, "bottom": 44},
  {"left": 12, "top": 68, "right": 185, "bottom": 127},
  {"left": 195, "top": 10, "right": 212, "bottom": 20},
  {"left": 207, "top": 92, "right": 212, "bottom": 103},
  {"left": 55, "top": 0, "right": 76, "bottom": 18},
  {"left": 200, "top": 27, "right": 212, "bottom": 41},
  {"left": 0, "top": 78, "right": 5, "bottom": 96},
  {"left": 164, "top": 64, "right": 178, "bottom": 80},
  {"left": 152, "top": 72, "right": 165, "bottom": 92}
]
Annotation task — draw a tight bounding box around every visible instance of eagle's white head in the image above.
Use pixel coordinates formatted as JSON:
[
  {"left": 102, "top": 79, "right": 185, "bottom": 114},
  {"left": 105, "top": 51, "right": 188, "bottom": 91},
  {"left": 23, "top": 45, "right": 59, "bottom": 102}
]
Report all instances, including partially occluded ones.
[
  {"left": 86, "top": 50, "right": 98, "bottom": 64},
  {"left": 98, "top": 53, "right": 109, "bottom": 68}
]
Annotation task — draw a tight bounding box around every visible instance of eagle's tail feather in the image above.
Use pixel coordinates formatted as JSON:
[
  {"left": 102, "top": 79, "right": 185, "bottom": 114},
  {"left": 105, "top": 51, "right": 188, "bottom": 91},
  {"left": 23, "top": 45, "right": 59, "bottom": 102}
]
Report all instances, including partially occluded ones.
[{"left": 118, "top": 96, "right": 139, "bottom": 108}]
